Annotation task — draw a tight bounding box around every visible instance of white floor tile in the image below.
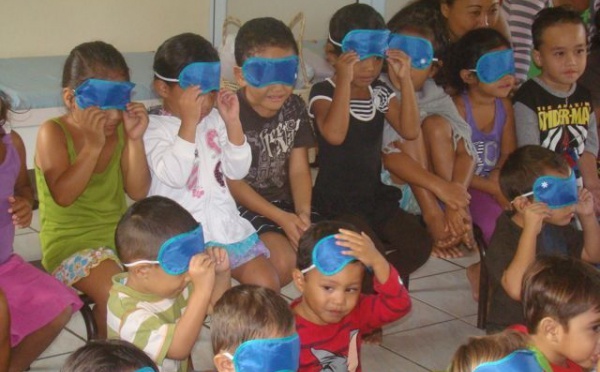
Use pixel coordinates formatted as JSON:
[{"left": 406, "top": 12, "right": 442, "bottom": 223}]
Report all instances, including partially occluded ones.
[
  {"left": 442, "top": 248, "right": 480, "bottom": 269},
  {"left": 384, "top": 319, "right": 484, "bottom": 371},
  {"left": 361, "top": 344, "right": 429, "bottom": 372},
  {"left": 13, "top": 231, "right": 42, "bottom": 262},
  {"left": 460, "top": 315, "right": 479, "bottom": 327},
  {"left": 411, "top": 257, "right": 462, "bottom": 279},
  {"left": 281, "top": 281, "right": 301, "bottom": 301},
  {"left": 36, "top": 328, "right": 86, "bottom": 360},
  {"left": 15, "top": 226, "right": 34, "bottom": 236},
  {"left": 64, "top": 311, "right": 87, "bottom": 341},
  {"left": 410, "top": 270, "right": 478, "bottom": 318},
  {"left": 29, "top": 352, "right": 71, "bottom": 371},
  {"left": 384, "top": 298, "right": 454, "bottom": 335},
  {"left": 30, "top": 208, "right": 40, "bottom": 232}
]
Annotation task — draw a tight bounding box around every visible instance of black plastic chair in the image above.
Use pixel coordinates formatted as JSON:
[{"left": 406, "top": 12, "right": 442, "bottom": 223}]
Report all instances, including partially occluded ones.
[{"left": 473, "top": 225, "right": 489, "bottom": 330}]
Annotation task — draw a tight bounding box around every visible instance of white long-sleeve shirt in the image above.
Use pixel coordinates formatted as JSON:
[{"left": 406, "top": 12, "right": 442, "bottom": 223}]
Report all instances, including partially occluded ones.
[{"left": 144, "top": 108, "right": 256, "bottom": 245}]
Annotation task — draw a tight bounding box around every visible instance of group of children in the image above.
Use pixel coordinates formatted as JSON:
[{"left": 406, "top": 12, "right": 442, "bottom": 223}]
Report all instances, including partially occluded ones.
[{"left": 1, "top": 0, "right": 600, "bottom": 371}]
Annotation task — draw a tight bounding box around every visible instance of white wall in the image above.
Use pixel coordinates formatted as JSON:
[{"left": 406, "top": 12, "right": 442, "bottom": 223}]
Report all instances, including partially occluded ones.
[{"left": 1, "top": 0, "right": 212, "bottom": 58}]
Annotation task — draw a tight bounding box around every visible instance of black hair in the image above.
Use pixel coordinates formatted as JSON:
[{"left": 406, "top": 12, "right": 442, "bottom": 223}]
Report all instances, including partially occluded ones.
[
  {"left": 592, "top": 7, "right": 600, "bottom": 50},
  {"left": 234, "top": 17, "right": 299, "bottom": 66},
  {"left": 388, "top": 0, "right": 445, "bottom": 57},
  {"left": 115, "top": 196, "right": 199, "bottom": 263},
  {"left": 443, "top": 28, "right": 511, "bottom": 93},
  {"left": 499, "top": 145, "right": 570, "bottom": 201},
  {"left": 62, "top": 41, "right": 130, "bottom": 89},
  {"left": 0, "top": 91, "right": 11, "bottom": 134},
  {"left": 328, "top": 3, "right": 386, "bottom": 55},
  {"left": 296, "top": 220, "right": 360, "bottom": 271},
  {"left": 153, "top": 33, "right": 219, "bottom": 81},
  {"left": 61, "top": 339, "right": 158, "bottom": 372},
  {"left": 532, "top": 6, "right": 587, "bottom": 50}
]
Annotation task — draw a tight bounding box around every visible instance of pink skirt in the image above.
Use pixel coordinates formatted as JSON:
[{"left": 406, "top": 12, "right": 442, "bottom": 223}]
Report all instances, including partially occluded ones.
[{"left": 0, "top": 254, "right": 83, "bottom": 346}]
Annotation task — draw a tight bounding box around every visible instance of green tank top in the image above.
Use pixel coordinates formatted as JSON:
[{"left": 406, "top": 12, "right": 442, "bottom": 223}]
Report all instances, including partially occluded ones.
[{"left": 35, "top": 118, "right": 127, "bottom": 273}]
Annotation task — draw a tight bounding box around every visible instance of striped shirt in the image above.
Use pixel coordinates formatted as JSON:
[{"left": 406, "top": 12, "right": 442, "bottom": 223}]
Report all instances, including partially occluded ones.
[{"left": 107, "top": 273, "right": 190, "bottom": 372}]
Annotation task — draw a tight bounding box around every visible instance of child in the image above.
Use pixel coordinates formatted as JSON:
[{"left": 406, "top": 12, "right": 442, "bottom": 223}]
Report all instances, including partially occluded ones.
[
  {"left": 485, "top": 145, "right": 600, "bottom": 333},
  {"left": 308, "top": 3, "right": 431, "bottom": 282},
  {"left": 522, "top": 255, "right": 600, "bottom": 371},
  {"left": 513, "top": 6, "right": 600, "bottom": 216},
  {"left": 108, "top": 196, "right": 231, "bottom": 372},
  {"left": 227, "top": 17, "right": 318, "bottom": 289},
  {"left": 62, "top": 339, "right": 159, "bottom": 372},
  {"left": 35, "top": 41, "right": 151, "bottom": 338},
  {"left": 144, "top": 33, "right": 278, "bottom": 290},
  {"left": 445, "top": 28, "right": 517, "bottom": 244},
  {"left": 381, "top": 8, "right": 477, "bottom": 258},
  {"left": 291, "top": 220, "right": 412, "bottom": 371},
  {"left": 448, "top": 329, "right": 532, "bottom": 372},
  {"left": 211, "top": 284, "right": 300, "bottom": 372},
  {"left": 0, "top": 92, "right": 82, "bottom": 371}
]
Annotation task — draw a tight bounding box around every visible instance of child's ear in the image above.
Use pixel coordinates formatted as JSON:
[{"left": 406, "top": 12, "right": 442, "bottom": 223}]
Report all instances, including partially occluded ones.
[
  {"left": 213, "top": 353, "right": 235, "bottom": 372},
  {"left": 539, "top": 317, "right": 561, "bottom": 344},
  {"left": 459, "top": 69, "right": 478, "bottom": 85},
  {"left": 233, "top": 66, "right": 247, "bottom": 88},
  {"left": 62, "top": 88, "right": 76, "bottom": 110},
  {"left": 429, "top": 61, "right": 442, "bottom": 78},
  {"left": 129, "top": 264, "right": 151, "bottom": 280},
  {"left": 292, "top": 269, "right": 306, "bottom": 293},
  {"left": 532, "top": 49, "right": 542, "bottom": 68},
  {"left": 153, "top": 79, "right": 170, "bottom": 99}
]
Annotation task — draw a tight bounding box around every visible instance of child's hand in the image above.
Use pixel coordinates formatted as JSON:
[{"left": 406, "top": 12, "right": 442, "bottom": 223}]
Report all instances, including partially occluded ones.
[
  {"left": 79, "top": 107, "right": 107, "bottom": 150},
  {"left": 205, "top": 247, "right": 230, "bottom": 275},
  {"left": 123, "top": 102, "right": 149, "bottom": 141},
  {"left": 522, "top": 201, "right": 551, "bottom": 235},
  {"left": 335, "top": 229, "right": 385, "bottom": 269},
  {"left": 178, "top": 86, "right": 205, "bottom": 127},
  {"left": 492, "top": 184, "right": 512, "bottom": 211},
  {"left": 386, "top": 49, "right": 412, "bottom": 89},
  {"left": 585, "top": 183, "right": 600, "bottom": 216},
  {"left": 8, "top": 196, "right": 32, "bottom": 228},
  {"left": 445, "top": 207, "right": 471, "bottom": 238},
  {"left": 334, "top": 51, "right": 359, "bottom": 85},
  {"left": 216, "top": 89, "right": 240, "bottom": 127},
  {"left": 576, "top": 188, "right": 596, "bottom": 218},
  {"left": 187, "top": 253, "right": 216, "bottom": 290},
  {"left": 437, "top": 181, "right": 470, "bottom": 210}
]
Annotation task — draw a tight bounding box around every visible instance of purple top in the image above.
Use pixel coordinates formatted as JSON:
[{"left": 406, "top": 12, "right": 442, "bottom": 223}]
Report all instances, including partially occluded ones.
[
  {"left": 0, "top": 131, "right": 19, "bottom": 264},
  {"left": 463, "top": 94, "right": 506, "bottom": 176}
]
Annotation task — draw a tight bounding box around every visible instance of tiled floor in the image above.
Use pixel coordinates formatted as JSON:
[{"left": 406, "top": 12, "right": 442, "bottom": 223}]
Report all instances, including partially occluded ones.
[{"left": 15, "top": 210, "right": 485, "bottom": 371}]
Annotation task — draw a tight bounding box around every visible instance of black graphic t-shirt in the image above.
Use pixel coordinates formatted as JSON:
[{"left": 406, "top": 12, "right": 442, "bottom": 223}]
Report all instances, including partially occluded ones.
[{"left": 237, "top": 91, "right": 315, "bottom": 202}]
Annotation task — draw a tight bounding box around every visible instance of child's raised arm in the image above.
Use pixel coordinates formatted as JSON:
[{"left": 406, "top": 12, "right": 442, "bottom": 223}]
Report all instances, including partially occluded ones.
[
  {"left": 336, "top": 229, "right": 390, "bottom": 284},
  {"left": 121, "top": 102, "right": 151, "bottom": 201},
  {"left": 577, "top": 188, "right": 600, "bottom": 263},
  {"left": 311, "top": 51, "right": 359, "bottom": 145},
  {"left": 384, "top": 50, "right": 419, "bottom": 141},
  {"left": 35, "top": 108, "right": 107, "bottom": 206},
  {"left": 8, "top": 131, "right": 34, "bottom": 228}
]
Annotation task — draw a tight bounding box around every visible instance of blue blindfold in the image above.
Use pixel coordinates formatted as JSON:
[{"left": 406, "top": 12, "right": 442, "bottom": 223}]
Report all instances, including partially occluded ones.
[
  {"left": 301, "top": 235, "right": 357, "bottom": 276},
  {"left": 469, "top": 49, "right": 515, "bottom": 84},
  {"left": 519, "top": 171, "right": 578, "bottom": 209},
  {"left": 74, "top": 79, "right": 135, "bottom": 110},
  {"left": 134, "top": 368, "right": 156, "bottom": 372},
  {"left": 473, "top": 350, "right": 543, "bottom": 372},
  {"left": 242, "top": 56, "right": 299, "bottom": 88},
  {"left": 155, "top": 62, "right": 221, "bottom": 93},
  {"left": 388, "top": 33, "right": 437, "bottom": 69},
  {"left": 330, "top": 29, "right": 390, "bottom": 60},
  {"left": 224, "top": 334, "right": 300, "bottom": 372},
  {"left": 123, "top": 226, "right": 205, "bottom": 275}
]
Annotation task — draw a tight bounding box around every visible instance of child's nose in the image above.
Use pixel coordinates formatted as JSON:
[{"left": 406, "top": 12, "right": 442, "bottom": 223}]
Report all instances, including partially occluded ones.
[{"left": 478, "top": 14, "right": 489, "bottom": 27}]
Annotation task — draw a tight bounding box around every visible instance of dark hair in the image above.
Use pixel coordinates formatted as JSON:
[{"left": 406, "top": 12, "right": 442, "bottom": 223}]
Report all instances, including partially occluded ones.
[
  {"left": 592, "top": 7, "right": 600, "bottom": 50},
  {"left": 61, "top": 339, "right": 158, "bottom": 372},
  {"left": 522, "top": 255, "right": 600, "bottom": 333},
  {"left": 211, "top": 285, "right": 295, "bottom": 354},
  {"left": 443, "top": 28, "right": 511, "bottom": 93},
  {"left": 234, "top": 17, "right": 299, "bottom": 66},
  {"left": 328, "top": 3, "right": 386, "bottom": 55},
  {"left": 532, "top": 6, "right": 587, "bottom": 50},
  {"left": 0, "top": 91, "right": 11, "bottom": 133},
  {"left": 296, "top": 220, "right": 360, "bottom": 271},
  {"left": 153, "top": 33, "right": 219, "bottom": 81},
  {"left": 62, "top": 41, "right": 130, "bottom": 89},
  {"left": 388, "top": 0, "right": 446, "bottom": 57},
  {"left": 115, "top": 196, "right": 199, "bottom": 263},
  {"left": 499, "top": 145, "right": 570, "bottom": 201}
]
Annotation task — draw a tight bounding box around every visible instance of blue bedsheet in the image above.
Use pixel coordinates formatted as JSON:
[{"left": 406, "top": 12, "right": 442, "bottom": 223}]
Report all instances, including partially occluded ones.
[{"left": 0, "top": 52, "right": 158, "bottom": 110}]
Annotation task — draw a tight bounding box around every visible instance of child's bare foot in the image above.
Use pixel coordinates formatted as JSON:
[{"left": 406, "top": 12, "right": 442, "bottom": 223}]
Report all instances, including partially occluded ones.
[
  {"left": 431, "top": 243, "right": 464, "bottom": 258},
  {"left": 362, "top": 328, "right": 383, "bottom": 345},
  {"left": 426, "top": 215, "right": 462, "bottom": 253},
  {"left": 466, "top": 262, "right": 480, "bottom": 302}
]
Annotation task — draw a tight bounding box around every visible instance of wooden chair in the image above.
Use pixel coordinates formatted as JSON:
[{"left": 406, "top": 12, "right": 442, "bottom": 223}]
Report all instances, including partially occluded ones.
[
  {"left": 473, "top": 224, "right": 489, "bottom": 330},
  {"left": 29, "top": 260, "right": 97, "bottom": 341}
]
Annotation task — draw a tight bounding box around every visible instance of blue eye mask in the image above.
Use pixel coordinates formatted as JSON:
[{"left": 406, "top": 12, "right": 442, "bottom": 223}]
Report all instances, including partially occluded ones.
[
  {"left": 301, "top": 235, "right": 357, "bottom": 276},
  {"left": 242, "top": 56, "right": 299, "bottom": 88},
  {"left": 519, "top": 171, "right": 578, "bottom": 209},
  {"left": 123, "top": 226, "right": 205, "bottom": 275},
  {"left": 154, "top": 62, "right": 221, "bottom": 93},
  {"left": 74, "top": 79, "right": 135, "bottom": 110},
  {"left": 469, "top": 49, "right": 515, "bottom": 84},
  {"left": 134, "top": 368, "right": 156, "bottom": 372},
  {"left": 329, "top": 29, "right": 390, "bottom": 60},
  {"left": 388, "top": 33, "right": 437, "bottom": 69},
  {"left": 223, "top": 334, "right": 300, "bottom": 372},
  {"left": 473, "top": 350, "right": 543, "bottom": 372}
]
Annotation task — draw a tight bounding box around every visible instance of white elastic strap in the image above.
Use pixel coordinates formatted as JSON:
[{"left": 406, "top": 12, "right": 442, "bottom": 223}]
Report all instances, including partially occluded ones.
[
  {"left": 300, "top": 265, "right": 316, "bottom": 274},
  {"left": 223, "top": 352, "right": 234, "bottom": 361},
  {"left": 154, "top": 71, "right": 179, "bottom": 83},
  {"left": 510, "top": 191, "right": 534, "bottom": 205},
  {"left": 123, "top": 260, "right": 159, "bottom": 268},
  {"left": 328, "top": 33, "right": 342, "bottom": 47}
]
